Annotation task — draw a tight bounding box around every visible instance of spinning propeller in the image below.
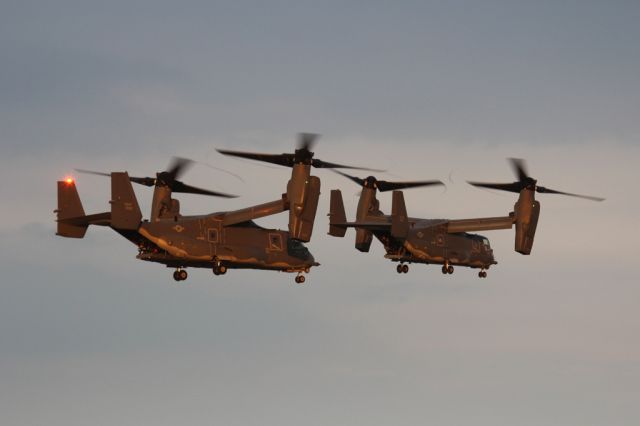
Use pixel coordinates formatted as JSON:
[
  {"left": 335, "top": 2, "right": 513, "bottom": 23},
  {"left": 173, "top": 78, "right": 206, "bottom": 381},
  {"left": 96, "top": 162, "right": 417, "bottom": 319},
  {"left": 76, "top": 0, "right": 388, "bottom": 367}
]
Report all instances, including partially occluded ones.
[
  {"left": 467, "top": 158, "right": 604, "bottom": 201},
  {"left": 217, "top": 133, "right": 383, "bottom": 171},
  {"left": 333, "top": 169, "right": 444, "bottom": 192},
  {"left": 76, "top": 157, "right": 237, "bottom": 198}
]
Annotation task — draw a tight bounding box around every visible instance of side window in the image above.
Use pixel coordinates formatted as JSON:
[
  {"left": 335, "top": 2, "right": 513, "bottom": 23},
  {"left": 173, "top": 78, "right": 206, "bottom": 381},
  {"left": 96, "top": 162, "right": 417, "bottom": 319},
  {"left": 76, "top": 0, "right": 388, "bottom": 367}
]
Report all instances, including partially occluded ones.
[
  {"left": 208, "top": 228, "right": 219, "bottom": 243},
  {"left": 269, "top": 233, "right": 283, "bottom": 251}
]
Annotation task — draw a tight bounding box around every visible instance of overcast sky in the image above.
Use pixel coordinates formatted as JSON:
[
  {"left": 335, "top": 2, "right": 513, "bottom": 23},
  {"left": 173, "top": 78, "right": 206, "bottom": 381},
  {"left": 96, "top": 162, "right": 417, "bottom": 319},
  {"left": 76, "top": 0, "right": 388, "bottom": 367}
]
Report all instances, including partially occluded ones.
[{"left": 1, "top": 1, "right": 639, "bottom": 425}]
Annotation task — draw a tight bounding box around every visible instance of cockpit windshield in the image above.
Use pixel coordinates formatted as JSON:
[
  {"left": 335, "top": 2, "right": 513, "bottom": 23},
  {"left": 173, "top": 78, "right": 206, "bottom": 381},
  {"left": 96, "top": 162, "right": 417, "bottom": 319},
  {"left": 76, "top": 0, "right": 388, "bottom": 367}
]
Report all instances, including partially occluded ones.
[{"left": 287, "top": 238, "right": 310, "bottom": 259}]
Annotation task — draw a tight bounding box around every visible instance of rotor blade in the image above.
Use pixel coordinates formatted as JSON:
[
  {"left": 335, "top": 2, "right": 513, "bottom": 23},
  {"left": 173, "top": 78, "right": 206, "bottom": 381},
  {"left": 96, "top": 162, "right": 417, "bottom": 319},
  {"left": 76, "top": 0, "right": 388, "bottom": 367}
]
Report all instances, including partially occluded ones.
[
  {"left": 467, "top": 181, "right": 523, "bottom": 193},
  {"left": 196, "top": 161, "right": 245, "bottom": 183},
  {"left": 298, "top": 133, "right": 319, "bottom": 152},
  {"left": 377, "top": 180, "right": 445, "bottom": 192},
  {"left": 332, "top": 169, "right": 365, "bottom": 186},
  {"left": 76, "top": 169, "right": 157, "bottom": 186},
  {"left": 311, "top": 158, "right": 385, "bottom": 172},
  {"left": 536, "top": 186, "right": 604, "bottom": 202},
  {"left": 166, "top": 157, "right": 194, "bottom": 181},
  {"left": 75, "top": 169, "right": 110, "bottom": 177},
  {"left": 508, "top": 158, "right": 529, "bottom": 182},
  {"left": 129, "top": 176, "right": 156, "bottom": 187},
  {"left": 217, "top": 149, "right": 295, "bottom": 167},
  {"left": 171, "top": 180, "right": 237, "bottom": 198}
]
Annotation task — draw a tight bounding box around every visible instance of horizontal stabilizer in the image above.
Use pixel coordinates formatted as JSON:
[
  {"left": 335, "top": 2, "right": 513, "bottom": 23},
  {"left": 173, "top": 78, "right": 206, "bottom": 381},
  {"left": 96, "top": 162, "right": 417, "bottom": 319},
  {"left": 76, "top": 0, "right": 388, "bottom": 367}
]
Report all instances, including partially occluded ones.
[
  {"left": 330, "top": 221, "right": 392, "bottom": 231},
  {"left": 58, "top": 212, "right": 112, "bottom": 227}
]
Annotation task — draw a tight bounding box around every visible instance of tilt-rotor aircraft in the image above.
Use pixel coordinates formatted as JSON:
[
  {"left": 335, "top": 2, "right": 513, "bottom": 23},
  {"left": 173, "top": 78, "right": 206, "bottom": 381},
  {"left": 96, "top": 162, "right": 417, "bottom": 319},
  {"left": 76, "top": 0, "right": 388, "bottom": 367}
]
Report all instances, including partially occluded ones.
[
  {"left": 328, "top": 159, "right": 604, "bottom": 278},
  {"left": 55, "top": 134, "right": 374, "bottom": 283}
]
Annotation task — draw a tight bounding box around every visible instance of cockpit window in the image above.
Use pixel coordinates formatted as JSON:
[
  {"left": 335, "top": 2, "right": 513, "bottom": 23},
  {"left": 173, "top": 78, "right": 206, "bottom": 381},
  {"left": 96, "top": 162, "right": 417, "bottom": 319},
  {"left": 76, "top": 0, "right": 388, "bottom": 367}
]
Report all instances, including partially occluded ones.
[
  {"left": 269, "top": 233, "right": 283, "bottom": 251},
  {"left": 482, "top": 238, "right": 490, "bottom": 246},
  {"left": 288, "top": 238, "right": 310, "bottom": 259}
]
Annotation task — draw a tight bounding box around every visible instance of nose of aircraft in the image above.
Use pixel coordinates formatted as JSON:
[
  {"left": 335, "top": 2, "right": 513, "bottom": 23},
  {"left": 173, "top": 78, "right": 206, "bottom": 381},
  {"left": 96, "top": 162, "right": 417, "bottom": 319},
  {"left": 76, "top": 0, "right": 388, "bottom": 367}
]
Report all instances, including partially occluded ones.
[
  {"left": 306, "top": 251, "right": 320, "bottom": 266},
  {"left": 488, "top": 250, "right": 497, "bottom": 265}
]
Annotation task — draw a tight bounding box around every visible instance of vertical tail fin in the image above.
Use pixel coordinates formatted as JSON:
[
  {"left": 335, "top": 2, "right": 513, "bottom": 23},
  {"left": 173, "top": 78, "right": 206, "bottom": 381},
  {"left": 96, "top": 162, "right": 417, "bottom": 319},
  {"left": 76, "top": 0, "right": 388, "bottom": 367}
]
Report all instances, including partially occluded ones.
[
  {"left": 328, "top": 190, "right": 347, "bottom": 237},
  {"left": 111, "top": 172, "right": 142, "bottom": 230},
  {"left": 56, "top": 180, "right": 88, "bottom": 238},
  {"left": 391, "top": 190, "right": 409, "bottom": 239}
]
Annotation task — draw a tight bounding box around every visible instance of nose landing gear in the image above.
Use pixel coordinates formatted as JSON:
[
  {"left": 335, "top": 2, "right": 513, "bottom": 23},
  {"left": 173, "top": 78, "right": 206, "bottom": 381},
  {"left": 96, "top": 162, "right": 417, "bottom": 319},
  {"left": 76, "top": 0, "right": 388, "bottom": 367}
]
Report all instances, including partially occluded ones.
[
  {"left": 295, "top": 274, "right": 306, "bottom": 284},
  {"left": 478, "top": 269, "right": 487, "bottom": 278}
]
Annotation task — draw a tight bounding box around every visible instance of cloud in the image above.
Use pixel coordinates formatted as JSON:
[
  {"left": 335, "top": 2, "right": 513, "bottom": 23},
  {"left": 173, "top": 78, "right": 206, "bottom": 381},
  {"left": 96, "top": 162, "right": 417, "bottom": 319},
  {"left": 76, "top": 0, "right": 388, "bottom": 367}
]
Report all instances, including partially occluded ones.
[{"left": 2, "top": 1, "right": 640, "bottom": 424}]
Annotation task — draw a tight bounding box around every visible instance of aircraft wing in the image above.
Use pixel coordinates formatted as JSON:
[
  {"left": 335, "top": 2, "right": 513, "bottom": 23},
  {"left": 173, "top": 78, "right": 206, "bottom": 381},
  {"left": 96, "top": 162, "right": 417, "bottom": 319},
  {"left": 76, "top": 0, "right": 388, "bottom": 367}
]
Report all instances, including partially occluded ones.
[
  {"left": 221, "top": 198, "right": 287, "bottom": 226},
  {"left": 446, "top": 215, "right": 514, "bottom": 233}
]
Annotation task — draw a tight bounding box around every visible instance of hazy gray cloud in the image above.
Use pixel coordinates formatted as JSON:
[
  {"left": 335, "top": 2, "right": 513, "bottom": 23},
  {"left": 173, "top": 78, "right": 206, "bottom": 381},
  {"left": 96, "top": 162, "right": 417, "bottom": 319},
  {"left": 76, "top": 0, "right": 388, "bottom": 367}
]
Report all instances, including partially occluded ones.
[
  {"left": 1, "top": 1, "right": 640, "bottom": 425},
  {"left": 3, "top": 1, "right": 639, "bottom": 156}
]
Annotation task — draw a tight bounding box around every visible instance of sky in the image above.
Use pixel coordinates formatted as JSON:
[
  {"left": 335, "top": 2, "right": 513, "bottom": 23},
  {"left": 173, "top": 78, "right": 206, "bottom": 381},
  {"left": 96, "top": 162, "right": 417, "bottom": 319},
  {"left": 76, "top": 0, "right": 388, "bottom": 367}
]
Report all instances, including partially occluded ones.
[{"left": 1, "top": 1, "right": 639, "bottom": 425}]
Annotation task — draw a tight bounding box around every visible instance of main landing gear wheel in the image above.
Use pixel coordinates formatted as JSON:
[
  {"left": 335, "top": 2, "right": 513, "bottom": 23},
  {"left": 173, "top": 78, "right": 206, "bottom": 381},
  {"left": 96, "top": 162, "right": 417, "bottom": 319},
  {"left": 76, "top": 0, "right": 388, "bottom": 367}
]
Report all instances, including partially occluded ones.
[
  {"left": 397, "top": 264, "right": 410, "bottom": 274},
  {"left": 295, "top": 274, "right": 306, "bottom": 284},
  {"left": 174, "top": 269, "right": 188, "bottom": 281},
  {"left": 442, "top": 263, "right": 454, "bottom": 274},
  {"left": 213, "top": 263, "right": 227, "bottom": 276},
  {"left": 478, "top": 270, "right": 487, "bottom": 278}
]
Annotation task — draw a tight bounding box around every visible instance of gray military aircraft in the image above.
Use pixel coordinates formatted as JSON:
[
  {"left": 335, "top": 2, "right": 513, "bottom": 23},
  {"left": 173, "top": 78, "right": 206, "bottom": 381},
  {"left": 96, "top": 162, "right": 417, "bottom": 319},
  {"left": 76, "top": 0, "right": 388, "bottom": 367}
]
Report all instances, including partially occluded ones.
[
  {"left": 55, "top": 134, "right": 374, "bottom": 283},
  {"left": 328, "top": 159, "right": 604, "bottom": 277}
]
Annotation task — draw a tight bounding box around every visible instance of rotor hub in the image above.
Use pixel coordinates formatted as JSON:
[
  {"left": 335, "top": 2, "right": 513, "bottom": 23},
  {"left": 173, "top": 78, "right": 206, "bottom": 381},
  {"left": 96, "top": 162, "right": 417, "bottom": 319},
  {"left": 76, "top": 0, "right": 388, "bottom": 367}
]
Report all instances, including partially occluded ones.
[
  {"left": 364, "top": 176, "right": 378, "bottom": 188},
  {"left": 293, "top": 148, "right": 314, "bottom": 164},
  {"left": 524, "top": 178, "right": 537, "bottom": 191},
  {"left": 467, "top": 158, "right": 603, "bottom": 201}
]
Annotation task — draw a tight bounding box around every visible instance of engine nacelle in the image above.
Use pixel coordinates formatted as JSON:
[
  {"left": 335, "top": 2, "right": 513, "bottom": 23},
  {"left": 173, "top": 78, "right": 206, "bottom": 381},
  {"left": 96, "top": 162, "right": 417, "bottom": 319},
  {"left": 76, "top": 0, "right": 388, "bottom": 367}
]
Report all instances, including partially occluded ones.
[
  {"left": 513, "top": 189, "right": 541, "bottom": 255},
  {"left": 287, "top": 164, "right": 320, "bottom": 242},
  {"left": 354, "top": 187, "right": 379, "bottom": 252},
  {"left": 355, "top": 229, "right": 373, "bottom": 252}
]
